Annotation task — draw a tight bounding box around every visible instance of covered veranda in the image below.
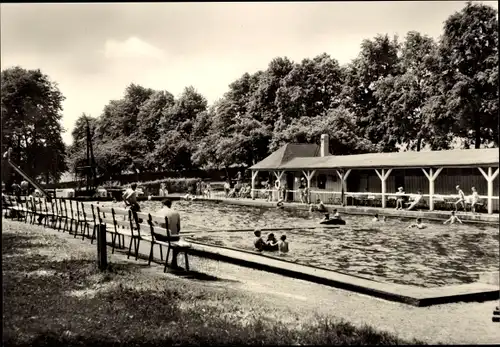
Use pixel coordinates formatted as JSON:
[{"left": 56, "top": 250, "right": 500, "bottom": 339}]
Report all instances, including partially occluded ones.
[{"left": 249, "top": 148, "right": 499, "bottom": 215}]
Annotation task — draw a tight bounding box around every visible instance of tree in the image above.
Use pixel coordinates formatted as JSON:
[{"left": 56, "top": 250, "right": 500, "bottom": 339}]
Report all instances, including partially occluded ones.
[
  {"left": 341, "top": 34, "right": 401, "bottom": 151},
  {"left": 276, "top": 53, "right": 344, "bottom": 122},
  {"left": 246, "top": 57, "right": 294, "bottom": 127},
  {"left": 66, "top": 113, "right": 99, "bottom": 175},
  {"left": 136, "top": 90, "right": 175, "bottom": 168},
  {"left": 438, "top": 1, "right": 498, "bottom": 148},
  {"left": 1, "top": 66, "right": 67, "bottom": 182},
  {"left": 374, "top": 32, "right": 443, "bottom": 151},
  {"left": 152, "top": 86, "right": 208, "bottom": 170},
  {"left": 270, "top": 106, "right": 378, "bottom": 155}
]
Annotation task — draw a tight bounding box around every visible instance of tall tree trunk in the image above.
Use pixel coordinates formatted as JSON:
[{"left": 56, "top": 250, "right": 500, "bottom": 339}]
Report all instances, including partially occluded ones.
[
  {"left": 416, "top": 137, "right": 422, "bottom": 152},
  {"left": 474, "top": 114, "right": 481, "bottom": 149}
]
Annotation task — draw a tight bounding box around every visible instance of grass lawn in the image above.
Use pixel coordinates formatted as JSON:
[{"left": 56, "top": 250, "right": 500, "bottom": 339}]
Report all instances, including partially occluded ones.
[{"left": 2, "top": 218, "right": 425, "bottom": 346}]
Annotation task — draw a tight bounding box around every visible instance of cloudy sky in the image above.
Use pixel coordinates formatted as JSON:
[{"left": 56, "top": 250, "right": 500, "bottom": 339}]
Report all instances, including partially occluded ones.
[{"left": 1, "top": 1, "right": 497, "bottom": 145}]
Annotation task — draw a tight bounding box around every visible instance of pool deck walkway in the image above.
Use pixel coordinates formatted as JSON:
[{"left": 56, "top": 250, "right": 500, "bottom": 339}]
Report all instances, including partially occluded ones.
[
  {"left": 181, "top": 195, "right": 500, "bottom": 224},
  {"left": 108, "top": 231, "right": 499, "bottom": 308}
]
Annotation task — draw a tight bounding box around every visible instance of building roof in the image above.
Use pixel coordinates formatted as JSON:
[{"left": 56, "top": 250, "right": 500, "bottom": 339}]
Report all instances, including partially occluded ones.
[
  {"left": 250, "top": 143, "right": 319, "bottom": 170},
  {"left": 250, "top": 147, "right": 499, "bottom": 170}
]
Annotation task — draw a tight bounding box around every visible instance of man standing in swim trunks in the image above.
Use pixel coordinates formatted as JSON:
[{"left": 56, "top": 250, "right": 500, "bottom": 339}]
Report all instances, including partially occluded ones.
[{"left": 454, "top": 185, "right": 466, "bottom": 212}]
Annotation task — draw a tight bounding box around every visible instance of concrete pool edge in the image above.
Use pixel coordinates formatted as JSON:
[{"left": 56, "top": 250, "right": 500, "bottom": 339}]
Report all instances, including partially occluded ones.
[
  {"left": 183, "top": 241, "right": 499, "bottom": 307},
  {"left": 185, "top": 196, "right": 500, "bottom": 224},
  {"left": 104, "top": 232, "right": 498, "bottom": 308}
]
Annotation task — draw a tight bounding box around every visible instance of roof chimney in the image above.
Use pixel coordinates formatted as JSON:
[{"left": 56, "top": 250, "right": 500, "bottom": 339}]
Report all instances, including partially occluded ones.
[{"left": 320, "top": 134, "right": 330, "bottom": 157}]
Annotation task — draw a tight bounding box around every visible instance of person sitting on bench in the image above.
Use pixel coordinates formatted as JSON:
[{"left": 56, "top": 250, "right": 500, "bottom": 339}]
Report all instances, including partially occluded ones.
[{"left": 153, "top": 199, "right": 181, "bottom": 242}]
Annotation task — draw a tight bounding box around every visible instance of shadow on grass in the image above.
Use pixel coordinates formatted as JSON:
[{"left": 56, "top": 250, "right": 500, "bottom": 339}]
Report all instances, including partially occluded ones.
[{"left": 2, "top": 224, "right": 426, "bottom": 346}]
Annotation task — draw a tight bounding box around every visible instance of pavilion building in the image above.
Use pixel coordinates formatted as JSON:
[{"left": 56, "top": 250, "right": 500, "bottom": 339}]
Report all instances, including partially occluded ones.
[{"left": 249, "top": 135, "right": 499, "bottom": 214}]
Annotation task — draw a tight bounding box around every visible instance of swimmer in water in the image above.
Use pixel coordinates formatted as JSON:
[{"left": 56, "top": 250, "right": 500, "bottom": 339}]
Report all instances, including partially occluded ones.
[
  {"left": 407, "top": 217, "right": 426, "bottom": 229},
  {"left": 332, "top": 209, "right": 341, "bottom": 220},
  {"left": 443, "top": 211, "right": 463, "bottom": 224},
  {"left": 265, "top": 233, "right": 279, "bottom": 251},
  {"left": 276, "top": 198, "right": 284, "bottom": 209},
  {"left": 372, "top": 213, "right": 380, "bottom": 222},
  {"left": 278, "top": 235, "right": 289, "bottom": 255},
  {"left": 253, "top": 229, "right": 265, "bottom": 252}
]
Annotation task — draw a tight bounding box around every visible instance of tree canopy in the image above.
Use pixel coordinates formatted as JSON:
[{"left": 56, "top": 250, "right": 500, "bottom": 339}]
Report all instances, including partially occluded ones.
[
  {"left": 1, "top": 66, "right": 67, "bottom": 183},
  {"left": 5, "top": 2, "right": 496, "bottom": 183}
]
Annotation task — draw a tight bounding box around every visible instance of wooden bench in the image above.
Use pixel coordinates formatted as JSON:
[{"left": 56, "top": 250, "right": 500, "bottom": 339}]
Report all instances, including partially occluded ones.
[
  {"left": 4, "top": 195, "right": 33, "bottom": 222},
  {"left": 83, "top": 203, "right": 193, "bottom": 271}
]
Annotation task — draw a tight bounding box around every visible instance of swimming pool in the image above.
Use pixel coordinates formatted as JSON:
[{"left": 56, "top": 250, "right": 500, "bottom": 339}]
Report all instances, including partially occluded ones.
[{"left": 103, "top": 200, "right": 499, "bottom": 288}]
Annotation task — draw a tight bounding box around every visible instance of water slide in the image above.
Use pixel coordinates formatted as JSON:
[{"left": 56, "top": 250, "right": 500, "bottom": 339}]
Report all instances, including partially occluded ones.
[{"left": 2, "top": 149, "right": 50, "bottom": 198}]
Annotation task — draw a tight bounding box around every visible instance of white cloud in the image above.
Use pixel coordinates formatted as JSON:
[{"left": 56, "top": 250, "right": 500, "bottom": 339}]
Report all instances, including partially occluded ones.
[{"left": 103, "top": 36, "right": 165, "bottom": 60}]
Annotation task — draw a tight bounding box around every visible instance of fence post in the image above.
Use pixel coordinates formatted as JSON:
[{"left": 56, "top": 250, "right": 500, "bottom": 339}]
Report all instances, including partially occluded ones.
[{"left": 97, "top": 223, "right": 108, "bottom": 270}]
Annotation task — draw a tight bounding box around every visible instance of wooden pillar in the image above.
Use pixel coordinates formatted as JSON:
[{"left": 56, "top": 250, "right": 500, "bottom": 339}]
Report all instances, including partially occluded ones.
[
  {"left": 478, "top": 167, "right": 499, "bottom": 214},
  {"left": 422, "top": 167, "right": 443, "bottom": 211},
  {"left": 302, "top": 170, "right": 316, "bottom": 203},
  {"left": 336, "top": 169, "right": 352, "bottom": 206},
  {"left": 375, "top": 168, "right": 392, "bottom": 208},
  {"left": 251, "top": 170, "right": 259, "bottom": 199}
]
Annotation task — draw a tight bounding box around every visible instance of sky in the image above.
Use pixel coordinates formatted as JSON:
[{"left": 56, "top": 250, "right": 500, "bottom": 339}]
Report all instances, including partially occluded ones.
[{"left": 1, "top": 1, "right": 498, "bottom": 145}]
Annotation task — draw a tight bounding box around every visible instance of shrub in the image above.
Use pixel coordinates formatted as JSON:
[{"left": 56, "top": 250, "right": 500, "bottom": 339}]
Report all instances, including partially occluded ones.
[{"left": 120, "top": 178, "right": 201, "bottom": 195}]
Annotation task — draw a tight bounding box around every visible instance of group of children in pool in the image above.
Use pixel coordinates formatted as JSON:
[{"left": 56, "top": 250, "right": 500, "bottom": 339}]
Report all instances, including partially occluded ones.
[
  {"left": 255, "top": 202, "right": 464, "bottom": 252},
  {"left": 253, "top": 229, "right": 289, "bottom": 255}
]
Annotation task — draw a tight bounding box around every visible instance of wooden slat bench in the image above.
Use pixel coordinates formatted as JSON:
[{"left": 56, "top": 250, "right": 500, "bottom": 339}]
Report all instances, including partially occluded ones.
[{"left": 83, "top": 203, "right": 193, "bottom": 271}]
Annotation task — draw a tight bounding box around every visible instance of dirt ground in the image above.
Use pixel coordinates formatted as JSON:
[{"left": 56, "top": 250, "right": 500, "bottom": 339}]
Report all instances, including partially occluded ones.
[{"left": 3, "top": 218, "right": 499, "bottom": 344}]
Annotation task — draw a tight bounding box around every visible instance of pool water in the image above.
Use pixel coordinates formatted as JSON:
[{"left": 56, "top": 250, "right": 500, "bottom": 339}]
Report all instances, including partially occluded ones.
[{"left": 104, "top": 200, "right": 499, "bottom": 288}]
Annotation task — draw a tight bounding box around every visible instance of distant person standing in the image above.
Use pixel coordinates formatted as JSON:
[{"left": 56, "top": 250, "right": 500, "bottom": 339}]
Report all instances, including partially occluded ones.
[
  {"left": 20, "top": 180, "right": 29, "bottom": 196},
  {"left": 224, "top": 179, "right": 231, "bottom": 197},
  {"left": 470, "top": 187, "right": 480, "bottom": 214},
  {"left": 454, "top": 185, "right": 466, "bottom": 211},
  {"left": 123, "top": 183, "right": 140, "bottom": 212},
  {"left": 280, "top": 182, "right": 287, "bottom": 202},
  {"left": 11, "top": 181, "right": 21, "bottom": 198},
  {"left": 235, "top": 171, "right": 242, "bottom": 183},
  {"left": 159, "top": 183, "right": 168, "bottom": 197},
  {"left": 264, "top": 180, "right": 272, "bottom": 202},
  {"left": 299, "top": 178, "right": 306, "bottom": 204}
]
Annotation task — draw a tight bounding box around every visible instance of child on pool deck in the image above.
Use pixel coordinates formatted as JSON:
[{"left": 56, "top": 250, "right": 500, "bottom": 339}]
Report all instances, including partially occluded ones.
[{"left": 443, "top": 211, "right": 463, "bottom": 225}]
